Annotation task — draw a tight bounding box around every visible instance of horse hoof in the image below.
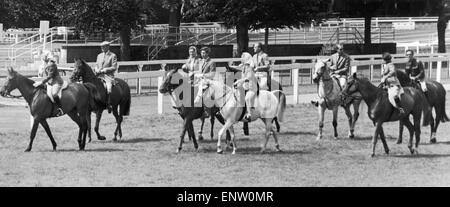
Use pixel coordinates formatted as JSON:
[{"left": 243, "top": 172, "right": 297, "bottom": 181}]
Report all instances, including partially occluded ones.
[
  {"left": 232, "top": 150, "right": 236, "bottom": 155},
  {"left": 334, "top": 136, "right": 338, "bottom": 140},
  {"left": 217, "top": 150, "right": 223, "bottom": 154},
  {"left": 385, "top": 150, "right": 389, "bottom": 155},
  {"left": 409, "top": 148, "right": 415, "bottom": 155},
  {"left": 348, "top": 134, "right": 355, "bottom": 139},
  {"left": 24, "top": 148, "right": 31, "bottom": 152},
  {"left": 176, "top": 148, "right": 181, "bottom": 153},
  {"left": 430, "top": 138, "right": 437, "bottom": 144},
  {"left": 316, "top": 136, "right": 322, "bottom": 141},
  {"left": 98, "top": 136, "right": 106, "bottom": 141},
  {"left": 370, "top": 154, "right": 375, "bottom": 158},
  {"left": 198, "top": 136, "right": 204, "bottom": 141},
  {"left": 112, "top": 138, "right": 118, "bottom": 142}
]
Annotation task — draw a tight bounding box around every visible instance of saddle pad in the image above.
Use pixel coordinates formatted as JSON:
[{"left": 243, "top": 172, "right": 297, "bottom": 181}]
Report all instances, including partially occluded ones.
[{"left": 46, "top": 81, "right": 69, "bottom": 103}]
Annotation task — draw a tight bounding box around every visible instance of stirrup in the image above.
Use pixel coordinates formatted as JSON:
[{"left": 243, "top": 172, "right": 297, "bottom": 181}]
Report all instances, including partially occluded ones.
[
  {"left": 243, "top": 114, "right": 252, "bottom": 122},
  {"left": 56, "top": 108, "right": 64, "bottom": 117},
  {"left": 311, "top": 100, "right": 319, "bottom": 107},
  {"left": 398, "top": 107, "right": 405, "bottom": 115}
]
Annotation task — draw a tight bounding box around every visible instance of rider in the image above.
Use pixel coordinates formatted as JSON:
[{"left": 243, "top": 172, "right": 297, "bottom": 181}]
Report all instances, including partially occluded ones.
[
  {"left": 196, "top": 46, "right": 216, "bottom": 117},
  {"left": 329, "top": 44, "right": 351, "bottom": 89},
  {"left": 252, "top": 43, "right": 271, "bottom": 90},
  {"left": 381, "top": 52, "right": 405, "bottom": 114},
  {"left": 232, "top": 52, "right": 258, "bottom": 122},
  {"left": 38, "top": 49, "right": 55, "bottom": 77},
  {"left": 95, "top": 41, "right": 118, "bottom": 113},
  {"left": 405, "top": 49, "right": 427, "bottom": 96},
  {"left": 33, "top": 59, "right": 64, "bottom": 116}
]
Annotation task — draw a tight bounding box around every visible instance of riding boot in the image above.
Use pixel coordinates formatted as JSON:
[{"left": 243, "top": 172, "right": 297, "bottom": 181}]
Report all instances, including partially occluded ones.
[
  {"left": 311, "top": 100, "right": 319, "bottom": 107},
  {"left": 106, "top": 93, "right": 112, "bottom": 113},
  {"left": 424, "top": 91, "right": 429, "bottom": 99},
  {"left": 394, "top": 97, "right": 405, "bottom": 115},
  {"left": 53, "top": 96, "right": 64, "bottom": 117}
]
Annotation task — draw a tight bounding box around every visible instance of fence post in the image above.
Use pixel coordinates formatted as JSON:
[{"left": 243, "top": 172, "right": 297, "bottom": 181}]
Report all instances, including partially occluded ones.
[
  {"left": 429, "top": 61, "right": 432, "bottom": 78},
  {"left": 370, "top": 57, "right": 374, "bottom": 81},
  {"left": 137, "top": 64, "right": 143, "bottom": 94},
  {"left": 292, "top": 59, "right": 299, "bottom": 104},
  {"left": 158, "top": 72, "right": 164, "bottom": 115},
  {"left": 437, "top": 60, "right": 442, "bottom": 82}
]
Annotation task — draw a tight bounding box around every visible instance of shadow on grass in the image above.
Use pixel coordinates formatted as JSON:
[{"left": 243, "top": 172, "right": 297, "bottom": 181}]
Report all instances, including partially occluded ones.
[
  {"left": 280, "top": 131, "right": 316, "bottom": 136},
  {"left": 200, "top": 146, "right": 307, "bottom": 155},
  {"left": 393, "top": 153, "right": 450, "bottom": 158},
  {"left": 198, "top": 138, "right": 251, "bottom": 144},
  {"left": 350, "top": 136, "right": 372, "bottom": 141},
  {"left": 45, "top": 148, "right": 128, "bottom": 152},
  {"left": 114, "top": 138, "right": 168, "bottom": 144},
  {"left": 421, "top": 141, "right": 450, "bottom": 146}
]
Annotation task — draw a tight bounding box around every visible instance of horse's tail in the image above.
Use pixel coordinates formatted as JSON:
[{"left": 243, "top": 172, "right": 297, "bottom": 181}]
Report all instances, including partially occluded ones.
[
  {"left": 437, "top": 86, "right": 450, "bottom": 122},
  {"left": 83, "top": 83, "right": 100, "bottom": 111},
  {"left": 272, "top": 90, "right": 286, "bottom": 122},
  {"left": 118, "top": 79, "right": 131, "bottom": 116}
]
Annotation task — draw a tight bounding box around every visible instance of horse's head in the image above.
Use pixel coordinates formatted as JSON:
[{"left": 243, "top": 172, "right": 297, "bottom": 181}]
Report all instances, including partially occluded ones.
[
  {"left": 312, "top": 59, "right": 331, "bottom": 83},
  {"left": 0, "top": 67, "right": 19, "bottom": 97},
  {"left": 71, "top": 58, "right": 92, "bottom": 82},
  {"left": 342, "top": 72, "right": 360, "bottom": 98},
  {"left": 159, "top": 69, "right": 186, "bottom": 94}
]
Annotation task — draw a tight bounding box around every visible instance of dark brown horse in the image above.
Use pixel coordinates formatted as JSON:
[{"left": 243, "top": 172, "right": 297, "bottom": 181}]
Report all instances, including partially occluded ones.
[
  {"left": 70, "top": 59, "right": 131, "bottom": 142},
  {"left": 342, "top": 73, "right": 431, "bottom": 157},
  {"left": 396, "top": 70, "right": 449, "bottom": 143},
  {"left": 0, "top": 67, "right": 95, "bottom": 151}
]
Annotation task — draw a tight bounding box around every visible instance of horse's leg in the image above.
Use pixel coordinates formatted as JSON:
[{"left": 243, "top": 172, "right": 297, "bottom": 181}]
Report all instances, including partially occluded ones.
[
  {"left": 378, "top": 126, "right": 390, "bottom": 155},
  {"left": 79, "top": 113, "right": 88, "bottom": 150},
  {"left": 187, "top": 119, "right": 199, "bottom": 151},
  {"left": 316, "top": 105, "right": 325, "bottom": 141},
  {"left": 67, "top": 112, "right": 84, "bottom": 150},
  {"left": 112, "top": 107, "right": 121, "bottom": 142},
  {"left": 210, "top": 115, "right": 215, "bottom": 140},
  {"left": 198, "top": 117, "right": 205, "bottom": 141},
  {"left": 397, "top": 121, "right": 404, "bottom": 144},
  {"left": 332, "top": 107, "right": 339, "bottom": 139},
  {"left": 371, "top": 122, "right": 382, "bottom": 157},
  {"left": 40, "top": 119, "right": 57, "bottom": 151},
  {"left": 273, "top": 117, "right": 281, "bottom": 132},
  {"left": 87, "top": 111, "right": 92, "bottom": 143},
  {"left": 260, "top": 118, "right": 273, "bottom": 153},
  {"left": 228, "top": 126, "right": 237, "bottom": 155},
  {"left": 351, "top": 100, "right": 360, "bottom": 138},
  {"left": 270, "top": 119, "right": 281, "bottom": 152},
  {"left": 94, "top": 110, "right": 106, "bottom": 140},
  {"left": 217, "top": 120, "right": 233, "bottom": 154},
  {"left": 343, "top": 105, "right": 354, "bottom": 139},
  {"left": 25, "top": 118, "right": 40, "bottom": 152},
  {"left": 402, "top": 118, "right": 415, "bottom": 154},
  {"left": 430, "top": 108, "right": 437, "bottom": 143},
  {"left": 177, "top": 119, "right": 188, "bottom": 153},
  {"left": 243, "top": 122, "right": 249, "bottom": 136},
  {"left": 413, "top": 115, "right": 421, "bottom": 154}
]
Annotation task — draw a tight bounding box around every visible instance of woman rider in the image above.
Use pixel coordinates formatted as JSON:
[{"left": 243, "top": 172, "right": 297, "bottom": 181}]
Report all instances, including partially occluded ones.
[
  {"left": 381, "top": 52, "right": 405, "bottom": 114},
  {"left": 232, "top": 52, "right": 258, "bottom": 122},
  {"left": 33, "top": 59, "right": 64, "bottom": 116}
]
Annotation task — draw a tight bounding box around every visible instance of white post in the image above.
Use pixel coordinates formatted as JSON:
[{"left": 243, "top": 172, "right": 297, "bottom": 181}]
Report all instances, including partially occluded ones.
[
  {"left": 137, "top": 64, "right": 143, "bottom": 94},
  {"left": 292, "top": 60, "right": 299, "bottom": 104},
  {"left": 158, "top": 74, "right": 164, "bottom": 114},
  {"left": 431, "top": 45, "right": 434, "bottom": 54},
  {"left": 437, "top": 60, "right": 442, "bottom": 82},
  {"left": 370, "top": 57, "right": 374, "bottom": 81},
  {"left": 351, "top": 65, "right": 357, "bottom": 74}
]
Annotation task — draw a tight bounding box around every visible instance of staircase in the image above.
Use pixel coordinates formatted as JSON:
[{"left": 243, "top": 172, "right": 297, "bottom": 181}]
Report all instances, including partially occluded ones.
[
  {"left": 147, "top": 33, "right": 168, "bottom": 60},
  {"left": 319, "top": 27, "right": 364, "bottom": 55}
]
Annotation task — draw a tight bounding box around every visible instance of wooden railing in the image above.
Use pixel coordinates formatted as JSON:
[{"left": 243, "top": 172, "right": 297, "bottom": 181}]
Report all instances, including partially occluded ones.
[{"left": 2, "top": 53, "right": 450, "bottom": 114}]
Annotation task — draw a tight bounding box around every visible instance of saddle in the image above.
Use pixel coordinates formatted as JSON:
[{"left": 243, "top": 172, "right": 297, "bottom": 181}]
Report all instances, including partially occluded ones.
[{"left": 46, "top": 81, "right": 69, "bottom": 103}]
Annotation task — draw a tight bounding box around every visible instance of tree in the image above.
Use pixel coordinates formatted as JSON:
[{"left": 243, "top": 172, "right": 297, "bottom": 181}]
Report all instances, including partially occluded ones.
[
  {"left": 55, "top": 0, "right": 146, "bottom": 61},
  {"left": 436, "top": 0, "right": 450, "bottom": 53},
  {"left": 183, "top": 0, "right": 324, "bottom": 56}
]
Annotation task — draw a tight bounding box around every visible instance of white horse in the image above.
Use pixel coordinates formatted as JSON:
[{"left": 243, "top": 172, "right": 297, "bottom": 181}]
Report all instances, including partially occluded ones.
[
  {"left": 312, "top": 59, "right": 362, "bottom": 140},
  {"left": 194, "top": 79, "right": 286, "bottom": 154}
]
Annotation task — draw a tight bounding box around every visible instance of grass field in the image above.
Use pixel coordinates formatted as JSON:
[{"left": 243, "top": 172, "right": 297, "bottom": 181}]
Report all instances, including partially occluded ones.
[{"left": 1, "top": 94, "right": 450, "bottom": 187}]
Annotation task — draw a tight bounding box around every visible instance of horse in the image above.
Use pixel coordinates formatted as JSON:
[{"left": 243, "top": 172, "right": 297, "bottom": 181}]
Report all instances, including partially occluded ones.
[
  {"left": 159, "top": 68, "right": 232, "bottom": 153},
  {"left": 342, "top": 73, "right": 431, "bottom": 157},
  {"left": 224, "top": 66, "right": 283, "bottom": 134},
  {"left": 0, "top": 67, "right": 95, "bottom": 151},
  {"left": 312, "top": 59, "right": 362, "bottom": 140},
  {"left": 70, "top": 59, "right": 131, "bottom": 142},
  {"left": 396, "top": 70, "right": 449, "bottom": 144},
  {"left": 194, "top": 78, "right": 286, "bottom": 154}
]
